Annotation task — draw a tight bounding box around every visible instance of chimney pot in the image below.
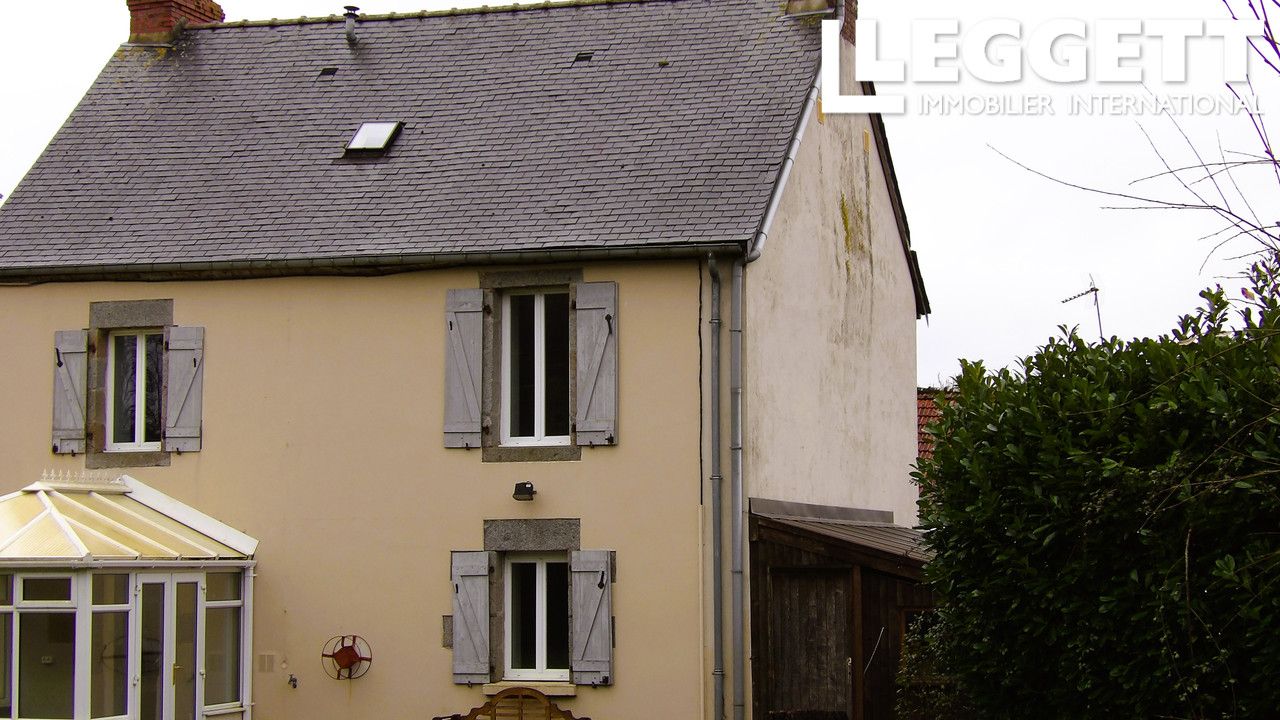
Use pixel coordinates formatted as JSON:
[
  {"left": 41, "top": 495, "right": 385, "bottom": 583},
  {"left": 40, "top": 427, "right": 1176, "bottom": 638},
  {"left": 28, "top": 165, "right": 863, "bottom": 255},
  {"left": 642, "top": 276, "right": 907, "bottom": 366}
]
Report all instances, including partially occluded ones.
[
  {"left": 344, "top": 6, "right": 360, "bottom": 46},
  {"left": 126, "top": 0, "right": 225, "bottom": 44}
]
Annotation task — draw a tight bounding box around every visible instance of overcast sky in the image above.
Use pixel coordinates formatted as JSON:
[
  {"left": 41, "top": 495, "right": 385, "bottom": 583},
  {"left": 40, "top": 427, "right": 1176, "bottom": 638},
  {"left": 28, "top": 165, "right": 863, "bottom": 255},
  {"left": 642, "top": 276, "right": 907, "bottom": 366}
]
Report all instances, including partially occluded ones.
[{"left": 1, "top": 0, "right": 1273, "bottom": 386}]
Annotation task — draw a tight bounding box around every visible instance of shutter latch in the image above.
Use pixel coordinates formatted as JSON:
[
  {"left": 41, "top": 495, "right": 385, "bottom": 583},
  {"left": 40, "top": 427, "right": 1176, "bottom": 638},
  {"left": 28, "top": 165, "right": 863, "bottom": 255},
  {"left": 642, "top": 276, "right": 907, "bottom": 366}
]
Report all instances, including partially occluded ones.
[{"left": 605, "top": 314, "right": 613, "bottom": 335}]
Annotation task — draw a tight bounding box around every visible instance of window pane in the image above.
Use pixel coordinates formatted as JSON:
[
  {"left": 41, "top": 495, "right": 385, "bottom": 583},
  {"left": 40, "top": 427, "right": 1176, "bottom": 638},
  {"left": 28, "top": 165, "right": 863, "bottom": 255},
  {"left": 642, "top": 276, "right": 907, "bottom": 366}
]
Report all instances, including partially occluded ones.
[
  {"left": 23, "top": 577, "right": 71, "bottom": 602},
  {"left": 0, "top": 575, "right": 11, "bottom": 605},
  {"left": 18, "top": 613, "right": 75, "bottom": 719},
  {"left": 545, "top": 562, "right": 569, "bottom": 670},
  {"left": 140, "top": 585, "right": 163, "bottom": 720},
  {"left": 0, "top": 612, "right": 11, "bottom": 718},
  {"left": 508, "top": 295, "right": 536, "bottom": 437},
  {"left": 91, "top": 612, "right": 128, "bottom": 718},
  {"left": 92, "top": 575, "right": 128, "bottom": 606},
  {"left": 112, "top": 335, "right": 137, "bottom": 444},
  {"left": 510, "top": 563, "right": 537, "bottom": 669},
  {"left": 205, "top": 607, "right": 241, "bottom": 705},
  {"left": 175, "top": 583, "right": 198, "bottom": 720},
  {"left": 206, "top": 572, "right": 241, "bottom": 602},
  {"left": 143, "top": 334, "right": 164, "bottom": 444},
  {"left": 543, "top": 293, "right": 571, "bottom": 437}
]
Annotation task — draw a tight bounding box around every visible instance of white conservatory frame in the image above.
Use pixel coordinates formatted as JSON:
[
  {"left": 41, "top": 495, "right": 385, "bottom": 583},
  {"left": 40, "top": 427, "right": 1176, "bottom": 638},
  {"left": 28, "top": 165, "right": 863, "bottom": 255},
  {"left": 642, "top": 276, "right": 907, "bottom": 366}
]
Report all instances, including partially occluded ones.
[{"left": 0, "top": 474, "right": 258, "bottom": 720}]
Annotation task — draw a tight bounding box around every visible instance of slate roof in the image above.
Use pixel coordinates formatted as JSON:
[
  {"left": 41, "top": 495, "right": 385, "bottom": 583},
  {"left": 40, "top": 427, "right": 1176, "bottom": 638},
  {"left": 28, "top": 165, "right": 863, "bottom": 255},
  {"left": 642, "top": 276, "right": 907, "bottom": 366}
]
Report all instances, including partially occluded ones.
[{"left": 0, "top": 0, "right": 822, "bottom": 278}]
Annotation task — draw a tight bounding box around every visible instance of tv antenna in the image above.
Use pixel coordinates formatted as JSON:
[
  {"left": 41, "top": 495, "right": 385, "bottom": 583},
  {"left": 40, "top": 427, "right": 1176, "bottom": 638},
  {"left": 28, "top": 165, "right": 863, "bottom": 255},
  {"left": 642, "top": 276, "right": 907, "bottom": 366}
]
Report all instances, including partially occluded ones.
[{"left": 1061, "top": 275, "right": 1104, "bottom": 342}]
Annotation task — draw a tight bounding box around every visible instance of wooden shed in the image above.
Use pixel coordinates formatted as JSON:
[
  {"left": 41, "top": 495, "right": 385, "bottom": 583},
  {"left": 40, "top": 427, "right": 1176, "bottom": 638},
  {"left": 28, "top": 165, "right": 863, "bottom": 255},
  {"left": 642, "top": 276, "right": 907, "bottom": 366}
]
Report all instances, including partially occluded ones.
[{"left": 749, "top": 499, "right": 932, "bottom": 720}]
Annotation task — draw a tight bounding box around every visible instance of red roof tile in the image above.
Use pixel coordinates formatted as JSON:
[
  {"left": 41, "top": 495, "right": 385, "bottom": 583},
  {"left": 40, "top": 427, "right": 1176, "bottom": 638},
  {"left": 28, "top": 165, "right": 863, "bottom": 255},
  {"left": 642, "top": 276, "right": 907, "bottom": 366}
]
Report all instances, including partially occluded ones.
[{"left": 917, "top": 388, "right": 954, "bottom": 460}]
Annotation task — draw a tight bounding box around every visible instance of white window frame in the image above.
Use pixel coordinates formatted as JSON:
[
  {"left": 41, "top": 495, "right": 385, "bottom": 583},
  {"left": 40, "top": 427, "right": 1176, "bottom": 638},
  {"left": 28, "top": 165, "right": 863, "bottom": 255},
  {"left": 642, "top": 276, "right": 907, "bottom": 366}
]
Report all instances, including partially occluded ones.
[
  {"left": 503, "top": 554, "right": 570, "bottom": 683},
  {"left": 13, "top": 573, "right": 78, "bottom": 720},
  {"left": 201, "top": 572, "right": 245, "bottom": 713},
  {"left": 104, "top": 331, "right": 164, "bottom": 453},
  {"left": 88, "top": 574, "right": 130, "bottom": 720},
  {"left": 499, "top": 290, "right": 571, "bottom": 447}
]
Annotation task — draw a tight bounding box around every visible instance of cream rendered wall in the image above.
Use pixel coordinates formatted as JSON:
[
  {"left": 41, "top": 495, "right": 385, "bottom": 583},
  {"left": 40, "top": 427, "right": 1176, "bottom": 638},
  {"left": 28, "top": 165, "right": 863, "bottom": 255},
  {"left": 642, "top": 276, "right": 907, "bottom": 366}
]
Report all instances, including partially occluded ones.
[
  {"left": 742, "top": 79, "right": 921, "bottom": 526},
  {"left": 0, "top": 260, "right": 705, "bottom": 719}
]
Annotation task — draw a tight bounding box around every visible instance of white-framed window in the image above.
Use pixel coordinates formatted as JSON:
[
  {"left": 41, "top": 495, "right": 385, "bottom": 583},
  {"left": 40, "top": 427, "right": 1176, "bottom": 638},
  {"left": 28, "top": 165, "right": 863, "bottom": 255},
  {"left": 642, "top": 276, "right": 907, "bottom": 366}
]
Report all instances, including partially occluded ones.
[
  {"left": 104, "top": 331, "right": 164, "bottom": 452},
  {"left": 202, "top": 572, "right": 243, "bottom": 709},
  {"left": 13, "top": 574, "right": 77, "bottom": 720},
  {"left": 89, "top": 574, "right": 129, "bottom": 720},
  {"left": 503, "top": 554, "right": 570, "bottom": 682},
  {"left": 500, "top": 290, "right": 572, "bottom": 447}
]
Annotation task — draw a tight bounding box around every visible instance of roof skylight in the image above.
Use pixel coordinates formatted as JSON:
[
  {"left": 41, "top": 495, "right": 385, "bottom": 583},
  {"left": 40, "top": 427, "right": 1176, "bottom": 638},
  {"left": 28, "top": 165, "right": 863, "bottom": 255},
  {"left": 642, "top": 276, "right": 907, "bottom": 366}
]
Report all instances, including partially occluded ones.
[{"left": 347, "top": 121, "right": 402, "bottom": 151}]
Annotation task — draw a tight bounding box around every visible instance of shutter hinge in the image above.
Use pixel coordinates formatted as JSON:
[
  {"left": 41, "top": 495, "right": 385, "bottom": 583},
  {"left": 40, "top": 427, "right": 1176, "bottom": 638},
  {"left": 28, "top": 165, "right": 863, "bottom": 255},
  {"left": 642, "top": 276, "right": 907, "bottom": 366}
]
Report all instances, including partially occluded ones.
[{"left": 55, "top": 348, "right": 63, "bottom": 367}]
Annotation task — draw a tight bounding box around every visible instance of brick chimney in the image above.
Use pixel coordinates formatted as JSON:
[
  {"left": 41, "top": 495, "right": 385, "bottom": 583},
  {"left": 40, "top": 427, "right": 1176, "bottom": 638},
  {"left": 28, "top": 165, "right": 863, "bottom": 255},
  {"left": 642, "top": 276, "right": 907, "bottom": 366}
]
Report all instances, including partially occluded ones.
[
  {"left": 841, "top": 0, "right": 857, "bottom": 44},
  {"left": 127, "top": 0, "right": 225, "bottom": 43}
]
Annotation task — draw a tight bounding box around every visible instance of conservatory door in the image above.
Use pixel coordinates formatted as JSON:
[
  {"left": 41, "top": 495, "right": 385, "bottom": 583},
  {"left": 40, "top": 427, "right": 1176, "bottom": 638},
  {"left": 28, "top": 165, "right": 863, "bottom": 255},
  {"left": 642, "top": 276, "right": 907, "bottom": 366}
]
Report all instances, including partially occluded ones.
[{"left": 136, "top": 574, "right": 200, "bottom": 720}]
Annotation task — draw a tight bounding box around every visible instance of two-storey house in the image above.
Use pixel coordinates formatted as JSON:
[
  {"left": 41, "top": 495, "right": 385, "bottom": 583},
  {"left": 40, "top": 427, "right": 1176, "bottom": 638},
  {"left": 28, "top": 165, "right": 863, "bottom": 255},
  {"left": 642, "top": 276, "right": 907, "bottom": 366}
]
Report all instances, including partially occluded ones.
[{"left": 0, "top": 0, "right": 930, "bottom": 718}]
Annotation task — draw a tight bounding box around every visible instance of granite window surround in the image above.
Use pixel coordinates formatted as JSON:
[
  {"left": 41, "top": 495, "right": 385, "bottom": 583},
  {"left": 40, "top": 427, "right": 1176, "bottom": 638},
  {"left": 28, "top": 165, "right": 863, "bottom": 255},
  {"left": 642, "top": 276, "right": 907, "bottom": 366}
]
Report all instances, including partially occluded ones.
[
  {"left": 86, "top": 300, "right": 174, "bottom": 469},
  {"left": 480, "top": 269, "right": 584, "bottom": 463}
]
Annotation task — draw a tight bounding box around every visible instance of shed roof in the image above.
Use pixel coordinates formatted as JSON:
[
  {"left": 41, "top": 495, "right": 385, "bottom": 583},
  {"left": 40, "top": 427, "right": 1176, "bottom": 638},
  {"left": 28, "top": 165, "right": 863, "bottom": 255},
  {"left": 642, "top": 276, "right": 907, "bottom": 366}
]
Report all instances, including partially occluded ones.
[
  {"left": 0, "top": 0, "right": 821, "bottom": 276},
  {"left": 762, "top": 515, "right": 931, "bottom": 564},
  {"left": 0, "top": 473, "right": 256, "bottom": 563}
]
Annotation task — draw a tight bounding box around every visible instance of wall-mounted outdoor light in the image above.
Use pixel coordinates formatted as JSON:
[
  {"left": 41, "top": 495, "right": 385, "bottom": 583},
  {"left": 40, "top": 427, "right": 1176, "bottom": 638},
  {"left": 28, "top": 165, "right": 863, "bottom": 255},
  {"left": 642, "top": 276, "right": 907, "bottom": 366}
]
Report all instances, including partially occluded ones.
[{"left": 513, "top": 482, "right": 537, "bottom": 501}]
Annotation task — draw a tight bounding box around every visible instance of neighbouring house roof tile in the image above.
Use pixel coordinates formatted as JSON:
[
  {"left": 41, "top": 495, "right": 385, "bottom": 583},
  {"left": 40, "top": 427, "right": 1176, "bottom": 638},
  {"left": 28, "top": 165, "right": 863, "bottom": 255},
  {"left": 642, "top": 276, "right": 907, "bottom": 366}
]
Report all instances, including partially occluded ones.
[
  {"left": 0, "top": 0, "right": 821, "bottom": 277},
  {"left": 917, "top": 387, "right": 954, "bottom": 461}
]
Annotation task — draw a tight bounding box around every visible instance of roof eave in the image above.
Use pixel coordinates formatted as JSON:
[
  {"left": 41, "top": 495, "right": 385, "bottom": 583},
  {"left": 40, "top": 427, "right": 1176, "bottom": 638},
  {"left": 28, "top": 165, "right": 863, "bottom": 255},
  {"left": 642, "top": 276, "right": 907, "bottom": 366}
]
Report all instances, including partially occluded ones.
[
  {"left": 862, "top": 81, "right": 931, "bottom": 318},
  {"left": 0, "top": 242, "right": 745, "bottom": 284}
]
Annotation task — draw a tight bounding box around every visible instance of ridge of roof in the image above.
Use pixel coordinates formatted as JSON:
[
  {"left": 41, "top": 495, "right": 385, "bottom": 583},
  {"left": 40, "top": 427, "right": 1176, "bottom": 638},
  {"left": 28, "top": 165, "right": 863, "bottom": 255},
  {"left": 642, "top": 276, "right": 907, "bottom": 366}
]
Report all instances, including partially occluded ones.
[{"left": 193, "top": 0, "right": 681, "bottom": 30}]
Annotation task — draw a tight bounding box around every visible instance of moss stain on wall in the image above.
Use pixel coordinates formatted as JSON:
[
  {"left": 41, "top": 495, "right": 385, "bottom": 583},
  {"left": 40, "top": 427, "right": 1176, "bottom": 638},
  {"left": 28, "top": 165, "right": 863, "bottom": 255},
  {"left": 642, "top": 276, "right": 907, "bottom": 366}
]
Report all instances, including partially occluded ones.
[{"left": 840, "top": 192, "right": 868, "bottom": 280}]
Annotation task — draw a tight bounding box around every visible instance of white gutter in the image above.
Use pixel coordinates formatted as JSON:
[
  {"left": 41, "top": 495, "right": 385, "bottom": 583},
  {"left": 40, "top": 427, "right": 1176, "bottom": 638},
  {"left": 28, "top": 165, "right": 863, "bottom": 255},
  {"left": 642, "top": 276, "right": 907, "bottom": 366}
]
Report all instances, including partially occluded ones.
[{"left": 746, "top": 73, "right": 821, "bottom": 263}]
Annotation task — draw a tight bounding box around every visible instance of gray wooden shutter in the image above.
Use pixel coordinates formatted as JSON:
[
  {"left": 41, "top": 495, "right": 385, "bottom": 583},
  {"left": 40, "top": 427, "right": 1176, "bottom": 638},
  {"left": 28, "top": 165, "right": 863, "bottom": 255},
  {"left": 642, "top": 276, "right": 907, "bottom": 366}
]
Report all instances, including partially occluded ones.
[
  {"left": 444, "top": 289, "right": 484, "bottom": 448},
  {"left": 164, "top": 326, "right": 205, "bottom": 453},
  {"left": 451, "top": 551, "right": 493, "bottom": 685},
  {"left": 570, "top": 549, "right": 614, "bottom": 685},
  {"left": 574, "top": 282, "right": 618, "bottom": 446},
  {"left": 52, "top": 330, "right": 88, "bottom": 455}
]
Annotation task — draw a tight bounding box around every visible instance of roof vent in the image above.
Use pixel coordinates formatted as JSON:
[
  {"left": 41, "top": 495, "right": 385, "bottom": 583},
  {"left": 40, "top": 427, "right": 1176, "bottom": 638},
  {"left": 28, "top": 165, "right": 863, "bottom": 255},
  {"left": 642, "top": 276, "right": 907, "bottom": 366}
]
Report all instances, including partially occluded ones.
[
  {"left": 344, "top": 5, "right": 359, "bottom": 45},
  {"left": 574, "top": 51, "right": 594, "bottom": 63},
  {"left": 346, "top": 122, "right": 402, "bottom": 152},
  {"left": 318, "top": 67, "right": 339, "bottom": 79}
]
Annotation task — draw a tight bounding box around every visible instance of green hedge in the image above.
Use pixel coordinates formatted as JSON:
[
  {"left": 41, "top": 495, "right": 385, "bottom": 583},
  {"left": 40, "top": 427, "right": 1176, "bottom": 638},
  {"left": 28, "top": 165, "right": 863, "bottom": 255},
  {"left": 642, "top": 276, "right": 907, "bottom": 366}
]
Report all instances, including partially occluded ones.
[{"left": 915, "top": 259, "right": 1280, "bottom": 719}]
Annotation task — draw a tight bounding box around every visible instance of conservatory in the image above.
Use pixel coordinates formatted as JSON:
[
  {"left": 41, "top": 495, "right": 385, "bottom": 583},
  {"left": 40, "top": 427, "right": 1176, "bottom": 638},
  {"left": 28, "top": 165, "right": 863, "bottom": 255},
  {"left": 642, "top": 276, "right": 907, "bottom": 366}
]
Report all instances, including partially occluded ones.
[{"left": 0, "top": 473, "right": 255, "bottom": 720}]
